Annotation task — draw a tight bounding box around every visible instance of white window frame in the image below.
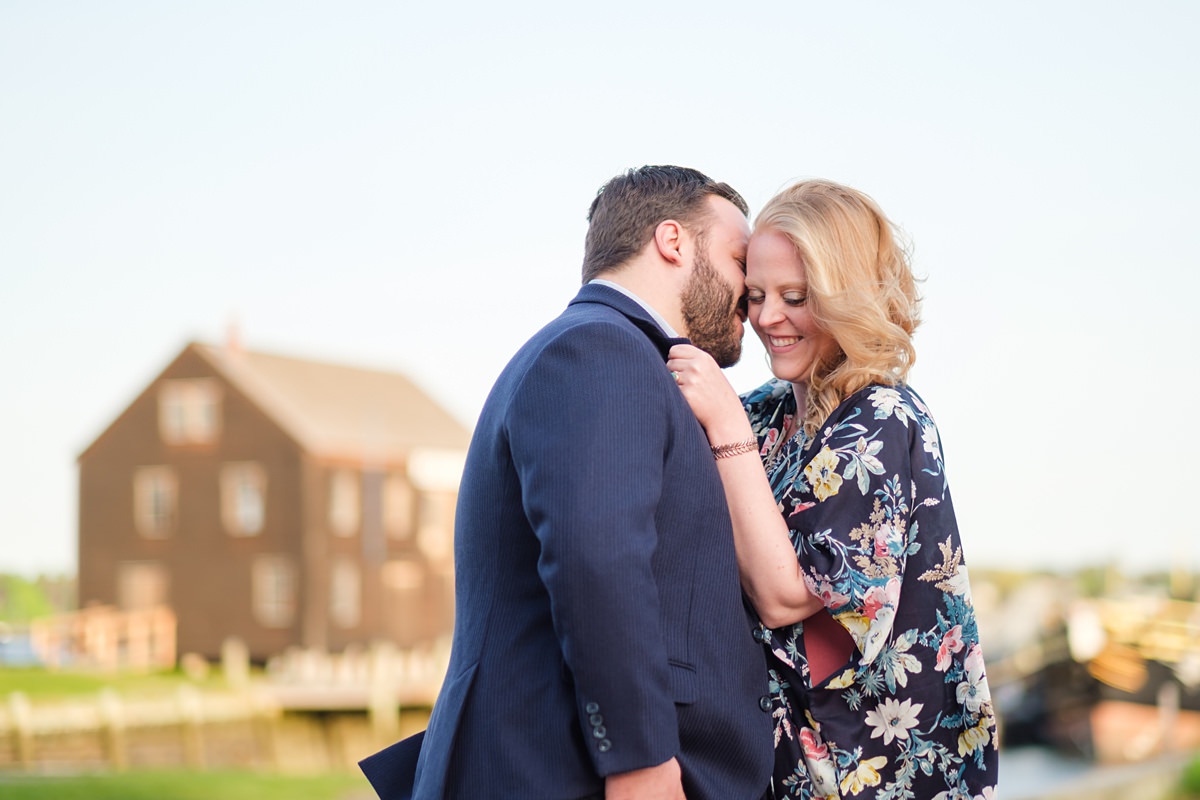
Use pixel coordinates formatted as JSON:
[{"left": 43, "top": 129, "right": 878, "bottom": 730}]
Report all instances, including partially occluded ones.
[
  {"left": 252, "top": 556, "right": 296, "bottom": 629},
  {"left": 329, "top": 469, "right": 360, "bottom": 537},
  {"left": 330, "top": 558, "right": 361, "bottom": 629},
  {"left": 383, "top": 473, "right": 414, "bottom": 540},
  {"left": 159, "top": 379, "right": 221, "bottom": 445},
  {"left": 133, "top": 466, "right": 176, "bottom": 538},
  {"left": 416, "top": 490, "right": 454, "bottom": 560},
  {"left": 221, "top": 462, "right": 267, "bottom": 536}
]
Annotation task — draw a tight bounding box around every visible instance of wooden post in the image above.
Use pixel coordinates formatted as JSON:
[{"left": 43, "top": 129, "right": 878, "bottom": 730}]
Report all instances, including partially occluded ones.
[
  {"left": 221, "top": 637, "right": 250, "bottom": 690},
  {"left": 1158, "top": 680, "right": 1181, "bottom": 755},
  {"left": 126, "top": 612, "right": 149, "bottom": 672},
  {"left": 8, "top": 692, "right": 34, "bottom": 769},
  {"left": 152, "top": 606, "right": 177, "bottom": 668},
  {"left": 368, "top": 641, "right": 400, "bottom": 741},
  {"left": 98, "top": 688, "right": 128, "bottom": 771},
  {"left": 249, "top": 689, "right": 281, "bottom": 772},
  {"left": 177, "top": 684, "right": 206, "bottom": 768}
]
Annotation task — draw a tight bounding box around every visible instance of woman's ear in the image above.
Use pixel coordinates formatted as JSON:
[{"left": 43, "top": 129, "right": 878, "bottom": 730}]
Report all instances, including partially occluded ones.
[{"left": 653, "top": 219, "right": 686, "bottom": 266}]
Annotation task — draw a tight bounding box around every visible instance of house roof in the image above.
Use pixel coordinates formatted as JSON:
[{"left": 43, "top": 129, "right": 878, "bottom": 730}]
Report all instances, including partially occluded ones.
[{"left": 190, "top": 343, "right": 472, "bottom": 459}]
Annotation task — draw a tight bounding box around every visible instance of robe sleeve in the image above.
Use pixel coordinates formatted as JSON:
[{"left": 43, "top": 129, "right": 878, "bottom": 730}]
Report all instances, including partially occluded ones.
[{"left": 785, "top": 386, "right": 930, "bottom": 666}]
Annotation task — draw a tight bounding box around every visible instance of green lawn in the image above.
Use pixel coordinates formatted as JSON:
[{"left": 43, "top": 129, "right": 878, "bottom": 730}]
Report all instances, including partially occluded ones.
[
  {"left": 0, "top": 770, "right": 368, "bottom": 800},
  {"left": 0, "top": 667, "right": 226, "bottom": 699},
  {"left": 1179, "top": 755, "right": 1200, "bottom": 798}
]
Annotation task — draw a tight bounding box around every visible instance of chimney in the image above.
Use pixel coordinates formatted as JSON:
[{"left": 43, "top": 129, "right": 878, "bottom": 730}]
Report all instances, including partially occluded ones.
[{"left": 225, "top": 316, "right": 243, "bottom": 360}]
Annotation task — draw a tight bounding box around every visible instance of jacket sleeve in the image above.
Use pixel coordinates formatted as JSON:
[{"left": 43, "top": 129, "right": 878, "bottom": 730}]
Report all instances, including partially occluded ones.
[{"left": 506, "top": 320, "right": 679, "bottom": 776}]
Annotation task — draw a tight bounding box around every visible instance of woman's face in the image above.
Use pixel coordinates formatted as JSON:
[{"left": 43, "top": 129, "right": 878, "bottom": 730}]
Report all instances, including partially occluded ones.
[{"left": 746, "top": 228, "right": 839, "bottom": 385}]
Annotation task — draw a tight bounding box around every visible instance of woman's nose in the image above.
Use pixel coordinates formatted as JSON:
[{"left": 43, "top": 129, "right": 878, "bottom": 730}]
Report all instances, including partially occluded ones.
[{"left": 757, "top": 296, "right": 785, "bottom": 326}]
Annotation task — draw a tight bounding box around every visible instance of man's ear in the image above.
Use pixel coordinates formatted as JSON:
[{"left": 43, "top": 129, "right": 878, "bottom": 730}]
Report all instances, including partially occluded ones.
[{"left": 653, "top": 220, "right": 687, "bottom": 266}]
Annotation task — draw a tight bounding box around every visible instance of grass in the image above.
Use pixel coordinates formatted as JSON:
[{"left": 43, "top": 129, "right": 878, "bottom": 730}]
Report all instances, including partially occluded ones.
[
  {"left": 1177, "top": 755, "right": 1200, "bottom": 798},
  {"left": 0, "top": 770, "right": 367, "bottom": 800},
  {"left": 0, "top": 667, "right": 227, "bottom": 699}
]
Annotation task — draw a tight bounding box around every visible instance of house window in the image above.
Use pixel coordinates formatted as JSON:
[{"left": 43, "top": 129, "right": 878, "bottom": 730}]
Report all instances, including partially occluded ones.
[
  {"left": 159, "top": 379, "right": 221, "bottom": 445},
  {"left": 117, "top": 562, "right": 168, "bottom": 610},
  {"left": 382, "top": 559, "right": 425, "bottom": 592},
  {"left": 330, "top": 558, "right": 361, "bottom": 629},
  {"left": 133, "top": 467, "right": 176, "bottom": 538},
  {"left": 416, "top": 490, "right": 454, "bottom": 560},
  {"left": 252, "top": 556, "right": 296, "bottom": 628},
  {"left": 329, "top": 469, "right": 360, "bottom": 537},
  {"left": 383, "top": 473, "right": 414, "bottom": 540},
  {"left": 221, "top": 462, "right": 266, "bottom": 536}
]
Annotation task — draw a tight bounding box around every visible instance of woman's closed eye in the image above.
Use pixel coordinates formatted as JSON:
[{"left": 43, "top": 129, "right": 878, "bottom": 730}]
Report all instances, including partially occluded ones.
[{"left": 746, "top": 290, "right": 808, "bottom": 306}]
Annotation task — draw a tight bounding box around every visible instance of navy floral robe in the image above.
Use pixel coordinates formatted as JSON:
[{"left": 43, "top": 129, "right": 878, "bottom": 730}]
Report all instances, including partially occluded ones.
[{"left": 742, "top": 380, "right": 999, "bottom": 800}]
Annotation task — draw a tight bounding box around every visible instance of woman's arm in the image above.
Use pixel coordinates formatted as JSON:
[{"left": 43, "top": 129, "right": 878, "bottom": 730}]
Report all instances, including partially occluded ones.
[{"left": 667, "top": 344, "right": 823, "bottom": 628}]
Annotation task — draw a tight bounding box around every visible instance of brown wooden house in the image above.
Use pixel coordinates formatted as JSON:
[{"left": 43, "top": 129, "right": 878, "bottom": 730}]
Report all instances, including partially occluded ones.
[{"left": 77, "top": 341, "right": 471, "bottom": 662}]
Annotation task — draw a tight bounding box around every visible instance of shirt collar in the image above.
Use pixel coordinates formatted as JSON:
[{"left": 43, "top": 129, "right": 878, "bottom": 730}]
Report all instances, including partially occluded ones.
[{"left": 587, "top": 279, "right": 680, "bottom": 338}]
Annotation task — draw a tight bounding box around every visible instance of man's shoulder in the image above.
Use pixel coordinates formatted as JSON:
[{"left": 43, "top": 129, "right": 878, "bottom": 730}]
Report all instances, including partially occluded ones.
[
  {"left": 483, "top": 299, "right": 663, "bottom": 404},
  {"left": 526, "top": 296, "right": 653, "bottom": 354},
  {"left": 478, "top": 293, "right": 677, "bottom": 432}
]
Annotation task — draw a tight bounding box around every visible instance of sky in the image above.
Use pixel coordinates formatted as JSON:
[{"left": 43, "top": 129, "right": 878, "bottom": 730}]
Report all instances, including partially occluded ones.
[{"left": 2, "top": 1, "right": 1198, "bottom": 576}]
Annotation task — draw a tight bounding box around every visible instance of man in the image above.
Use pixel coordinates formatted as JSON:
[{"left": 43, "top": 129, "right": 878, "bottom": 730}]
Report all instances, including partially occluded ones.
[{"left": 360, "top": 166, "right": 772, "bottom": 799}]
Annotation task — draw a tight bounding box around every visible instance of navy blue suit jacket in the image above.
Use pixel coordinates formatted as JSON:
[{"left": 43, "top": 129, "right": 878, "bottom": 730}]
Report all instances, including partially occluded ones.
[{"left": 361, "top": 284, "right": 771, "bottom": 799}]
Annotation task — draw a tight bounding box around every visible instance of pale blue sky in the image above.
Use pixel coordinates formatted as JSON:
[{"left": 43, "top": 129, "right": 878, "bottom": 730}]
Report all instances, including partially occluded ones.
[{"left": 2, "top": 1, "right": 1197, "bottom": 575}]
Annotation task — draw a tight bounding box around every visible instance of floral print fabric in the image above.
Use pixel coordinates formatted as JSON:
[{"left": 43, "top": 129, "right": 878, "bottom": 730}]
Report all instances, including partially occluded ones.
[{"left": 743, "top": 380, "right": 999, "bottom": 800}]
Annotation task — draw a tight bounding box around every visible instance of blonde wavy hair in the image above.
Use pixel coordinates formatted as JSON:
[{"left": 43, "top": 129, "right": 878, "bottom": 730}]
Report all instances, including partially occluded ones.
[{"left": 754, "top": 179, "right": 922, "bottom": 439}]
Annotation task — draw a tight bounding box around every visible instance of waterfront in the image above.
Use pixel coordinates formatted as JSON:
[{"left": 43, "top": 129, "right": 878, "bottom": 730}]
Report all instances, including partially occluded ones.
[
  {"left": 1003, "top": 747, "right": 1096, "bottom": 798},
  {"left": 1003, "top": 746, "right": 1191, "bottom": 800}
]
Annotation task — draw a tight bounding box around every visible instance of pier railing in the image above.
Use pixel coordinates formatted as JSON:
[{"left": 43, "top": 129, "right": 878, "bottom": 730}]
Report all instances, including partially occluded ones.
[{"left": 0, "top": 639, "right": 448, "bottom": 773}]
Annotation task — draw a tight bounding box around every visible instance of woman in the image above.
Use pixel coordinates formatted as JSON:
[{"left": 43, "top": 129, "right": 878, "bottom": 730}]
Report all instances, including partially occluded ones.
[{"left": 668, "top": 179, "right": 998, "bottom": 799}]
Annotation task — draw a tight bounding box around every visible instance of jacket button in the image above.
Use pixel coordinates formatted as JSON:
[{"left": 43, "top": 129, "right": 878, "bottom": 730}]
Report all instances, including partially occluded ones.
[
  {"left": 585, "top": 702, "right": 600, "bottom": 714},
  {"left": 598, "top": 739, "right": 612, "bottom": 752},
  {"left": 759, "top": 695, "right": 773, "bottom": 712},
  {"left": 592, "top": 725, "right": 607, "bottom": 738},
  {"left": 589, "top": 713, "right": 604, "bottom": 726}
]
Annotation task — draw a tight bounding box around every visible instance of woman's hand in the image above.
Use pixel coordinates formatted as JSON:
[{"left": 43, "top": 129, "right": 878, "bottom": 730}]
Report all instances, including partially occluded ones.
[{"left": 667, "top": 343, "right": 753, "bottom": 443}]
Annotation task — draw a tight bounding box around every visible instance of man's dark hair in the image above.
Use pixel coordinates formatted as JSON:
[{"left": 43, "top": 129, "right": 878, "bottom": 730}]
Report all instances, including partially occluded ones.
[{"left": 581, "top": 165, "right": 748, "bottom": 283}]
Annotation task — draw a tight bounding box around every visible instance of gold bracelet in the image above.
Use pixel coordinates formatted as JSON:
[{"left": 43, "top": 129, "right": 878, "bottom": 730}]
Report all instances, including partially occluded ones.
[{"left": 710, "top": 437, "right": 758, "bottom": 460}]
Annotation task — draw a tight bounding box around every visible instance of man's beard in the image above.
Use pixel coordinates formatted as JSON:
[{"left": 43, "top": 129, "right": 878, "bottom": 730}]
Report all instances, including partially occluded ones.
[{"left": 681, "top": 250, "right": 744, "bottom": 368}]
